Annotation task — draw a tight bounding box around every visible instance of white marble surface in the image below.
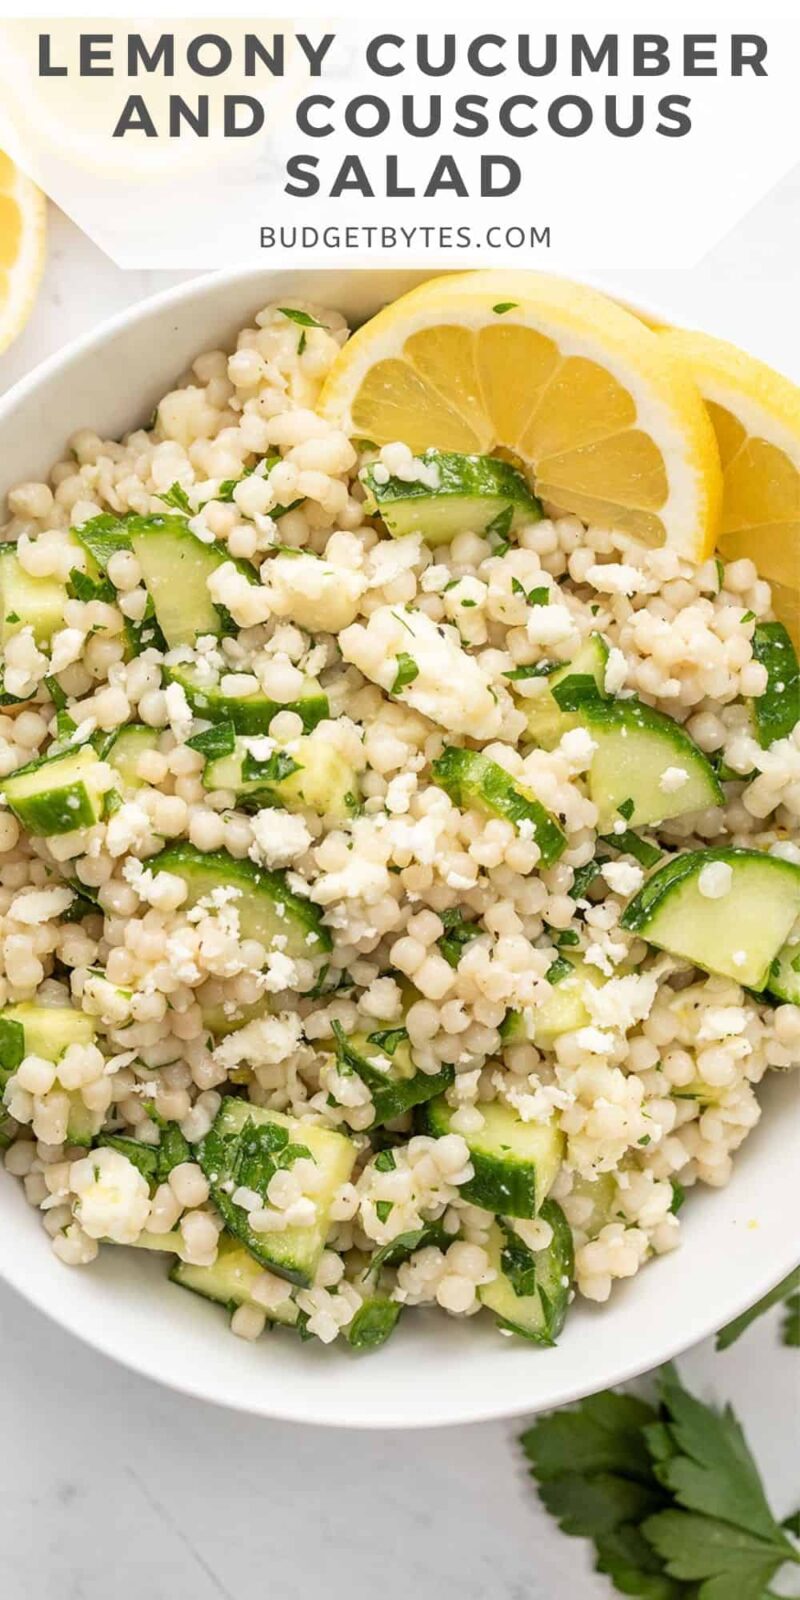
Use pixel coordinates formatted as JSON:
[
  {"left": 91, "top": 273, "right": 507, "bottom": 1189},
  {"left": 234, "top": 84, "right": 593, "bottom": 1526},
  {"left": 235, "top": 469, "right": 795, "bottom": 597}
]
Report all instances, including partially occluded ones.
[{"left": 0, "top": 196, "right": 799, "bottom": 1600}]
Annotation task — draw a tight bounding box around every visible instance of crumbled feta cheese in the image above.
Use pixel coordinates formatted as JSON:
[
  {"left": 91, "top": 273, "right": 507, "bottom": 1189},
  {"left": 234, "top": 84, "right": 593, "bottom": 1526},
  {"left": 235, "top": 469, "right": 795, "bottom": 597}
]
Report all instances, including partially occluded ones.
[
  {"left": 698, "top": 861, "right": 733, "bottom": 899},
  {"left": 262, "top": 951, "right": 302, "bottom": 993},
  {"left": 559, "top": 726, "right": 598, "bottom": 771},
  {"left": 8, "top": 886, "right": 75, "bottom": 924},
  {"left": 585, "top": 562, "right": 652, "bottom": 596},
  {"left": 339, "top": 605, "right": 501, "bottom": 739},
  {"left": 600, "top": 860, "right": 644, "bottom": 897},
  {"left": 70, "top": 1147, "right": 151, "bottom": 1244},
  {"left": 584, "top": 973, "right": 658, "bottom": 1033},
  {"left": 212, "top": 1012, "right": 302, "bottom": 1071},
  {"left": 105, "top": 801, "right": 152, "bottom": 858},
  {"left": 164, "top": 681, "right": 193, "bottom": 743},
  {"left": 659, "top": 766, "right": 689, "bottom": 794},
  {"left": 603, "top": 646, "right": 627, "bottom": 695},
  {"left": 572, "top": 1026, "right": 617, "bottom": 1055},
  {"left": 265, "top": 551, "right": 366, "bottom": 633},
  {"left": 526, "top": 602, "right": 576, "bottom": 647},
  {"left": 310, "top": 856, "right": 389, "bottom": 906},
  {"left": 248, "top": 810, "right": 311, "bottom": 868},
  {"left": 696, "top": 1005, "right": 749, "bottom": 1041}
]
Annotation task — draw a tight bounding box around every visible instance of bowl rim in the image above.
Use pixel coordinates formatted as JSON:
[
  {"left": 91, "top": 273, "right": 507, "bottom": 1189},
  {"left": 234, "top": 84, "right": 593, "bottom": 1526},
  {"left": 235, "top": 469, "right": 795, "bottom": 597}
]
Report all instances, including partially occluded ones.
[{"left": 0, "top": 262, "right": 798, "bottom": 1428}]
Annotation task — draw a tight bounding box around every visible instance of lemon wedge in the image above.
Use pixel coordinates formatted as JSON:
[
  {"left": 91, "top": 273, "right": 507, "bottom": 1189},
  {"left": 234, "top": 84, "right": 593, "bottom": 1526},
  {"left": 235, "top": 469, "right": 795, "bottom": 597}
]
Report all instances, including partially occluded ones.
[
  {"left": 320, "top": 271, "right": 722, "bottom": 561},
  {"left": 0, "top": 149, "right": 46, "bottom": 356},
  {"left": 662, "top": 328, "right": 800, "bottom": 645}
]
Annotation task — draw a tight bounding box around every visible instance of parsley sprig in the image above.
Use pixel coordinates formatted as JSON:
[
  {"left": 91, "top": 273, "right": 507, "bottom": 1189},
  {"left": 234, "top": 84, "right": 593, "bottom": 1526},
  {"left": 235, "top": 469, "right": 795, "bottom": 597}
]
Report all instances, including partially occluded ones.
[
  {"left": 716, "top": 1266, "right": 800, "bottom": 1351},
  {"left": 521, "top": 1364, "right": 799, "bottom": 1600}
]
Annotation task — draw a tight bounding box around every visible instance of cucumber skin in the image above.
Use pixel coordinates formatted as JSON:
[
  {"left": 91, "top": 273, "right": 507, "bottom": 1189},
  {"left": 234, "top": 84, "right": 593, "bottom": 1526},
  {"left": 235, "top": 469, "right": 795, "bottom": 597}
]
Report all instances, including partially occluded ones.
[
  {"left": 335, "top": 1032, "right": 454, "bottom": 1127},
  {"left": 154, "top": 842, "right": 332, "bottom": 957},
  {"left": 196, "top": 1100, "right": 355, "bottom": 1287},
  {"left": 751, "top": 622, "right": 800, "bottom": 748},
  {"left": 620, "top": 847, "right": 796, "bottom": 933},
  {"left": 582, "top": 696, "right": 723, "bottom": 828},
  {"left": 422, "top": 1098, "right": 543, "bottom": 1219},
  {"left": 621, "top": 846, "right": 800, "bottom": 987},
  {"left": 767, "top": 940, "right": 800, "bottom": 1005},
  {"left": 361, "top": 450, "right": 541, "bottom": 544},
  {"left": 432, "top": 746, "right": 566, "bottom": 867},
  {"left": 481, "top": 1200, "right": 574, "bottom": 1345},
  {"left": 167, "top": 665, "right": 328, "bottom": 736}
]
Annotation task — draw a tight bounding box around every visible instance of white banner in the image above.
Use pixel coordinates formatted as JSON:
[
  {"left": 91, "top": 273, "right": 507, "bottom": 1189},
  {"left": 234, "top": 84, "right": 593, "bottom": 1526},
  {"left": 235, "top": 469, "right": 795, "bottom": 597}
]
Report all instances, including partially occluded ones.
[{"left": 0, "top": 13, "right": 797, "bottom": 269}]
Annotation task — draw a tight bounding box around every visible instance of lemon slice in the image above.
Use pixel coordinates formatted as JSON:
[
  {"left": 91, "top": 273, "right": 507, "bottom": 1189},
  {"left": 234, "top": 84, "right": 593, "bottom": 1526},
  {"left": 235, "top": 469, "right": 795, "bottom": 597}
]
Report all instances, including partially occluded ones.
[
  {"left": 0, "top": 149, "right": 46, "bottom": 356},
  {"left": 320, "top": 271, "right": 722, "bottom": 561},
  {"left": 662, "top": 328, "right": 800, "bottom": 645}
]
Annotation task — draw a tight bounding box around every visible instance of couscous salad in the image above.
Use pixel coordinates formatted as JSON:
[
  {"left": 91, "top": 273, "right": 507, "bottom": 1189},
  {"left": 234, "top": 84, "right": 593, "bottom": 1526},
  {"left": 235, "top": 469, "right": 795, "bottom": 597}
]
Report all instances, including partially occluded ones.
[{"left": 0, "top": 272, "right": 798, "bottom": 1352}]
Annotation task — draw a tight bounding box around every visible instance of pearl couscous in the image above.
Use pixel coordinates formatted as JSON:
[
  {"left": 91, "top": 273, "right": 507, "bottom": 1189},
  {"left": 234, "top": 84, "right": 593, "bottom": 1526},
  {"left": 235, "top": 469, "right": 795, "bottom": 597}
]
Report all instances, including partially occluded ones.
[{"left": 0, "top": 293, "right": 798, "bottom": 1353}]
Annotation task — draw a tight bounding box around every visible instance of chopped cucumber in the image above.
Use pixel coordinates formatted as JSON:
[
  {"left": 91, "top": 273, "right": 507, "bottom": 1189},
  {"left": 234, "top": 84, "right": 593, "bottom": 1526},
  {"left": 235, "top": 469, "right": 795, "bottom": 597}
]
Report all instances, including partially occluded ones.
[
  {"left": 153, "top": 842, "right": 331, "bottom": 961},
  {"left": 431, "top": 746, "right": 566, "bottom": 867},
  {"left": 479, "top": 1200, "right": 574, "bottom": 1344},
  {"left": 751, "top": 622, "right": 799, "bottom": 748},
  {"left": 75, "top": 513, "right": 257, "bottom": 649},
  {"left": 620, "top": 847, "right": 800, "bottom": 987},
  {"left": 0, "top": 547, "right": 67, "bottom": 646},
  {"left": 102, "top": 724, "right": 160, "bottom": 788},
  {"left": 422, "top": 1094, "right": 564, "bottom": 1219},
  {"left": 360, "top": 450, "right": 541, "bottom": 546},
  {"left": 0, "top": 1004, "right": 103, "bottom": 1146},
  {"left": 567, "top": 1171, "right": 617, "bottom": 1240},
  {"left": 1, "top": 745, "right": 106, "bottom": 834},
  {"left": 766, "top": 934, "right": 800, "bottom": 1005},
  {"left": 581, "top": 698, "right": 723, "bottom": 831},
  {"left": 199, "top": 990, "right": 270, "bottom": 1038},
  {"left": 332, "top": 1025, "right": 453, "bottom": 1127},
  {"left": 128, "top": 515, "right": 255, "bottom": 648},
  {"left": 166, "top": 662, "right": 328, "bottom": 736},
  {"left": 0, "top": 1002, "right": 95, "bottom": 1065},
  {"left": 204, "top": 732, "right": 357, "bottom": 819},
  {"left": 501, "top": 958, "right": 604, "bottom": 1049},
  {"left": 170, "top": 1232, "right": 298, "bottom": 1325},
  {"left": 518, "top": 633, "right": 608, "bottom": 749},
  {"left": 196, "top": 1098, "right": 356, "bottom": 1286}
]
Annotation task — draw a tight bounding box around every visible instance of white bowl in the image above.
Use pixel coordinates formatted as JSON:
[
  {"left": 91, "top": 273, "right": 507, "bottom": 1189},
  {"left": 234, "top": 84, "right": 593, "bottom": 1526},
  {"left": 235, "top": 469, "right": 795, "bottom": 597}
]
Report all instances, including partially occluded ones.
[{"left": 0, "top": 267, "right": 797, "bottom": 1428}]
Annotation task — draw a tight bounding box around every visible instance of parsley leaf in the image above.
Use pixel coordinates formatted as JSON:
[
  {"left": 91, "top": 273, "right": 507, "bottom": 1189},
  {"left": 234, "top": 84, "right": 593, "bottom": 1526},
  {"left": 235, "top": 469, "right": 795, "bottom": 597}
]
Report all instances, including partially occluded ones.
[
  {"left": 485, "top": 503, "right": 514, "bottom": 553},
  {"left": 600, "top": 829, "right": 662, "bottom": 870},
  {"left": 241, "top": 749, "right": 301, "bottom": 786},
  {"left": 641, "top": 1365, "right": 798, "bottom": 1598},
  {"left": 617, "top": 797, "right": 635, "bottom": 822},
  {"left": 437, "top": 906, "right": 481, "bottom": 968},
  {"left": 545, "top": 954, "right": 574, "bottom": 985},
  {"left": 391, "top": 652, "right": 419, "bottom": 695},
  {"left": 278, "top": 307, "right": 325, "bottom": 329},
  {"left": 715, "top": 1266, "right": 800, "bottom": 1350},
  {"left": 156, "top": 482, "right": 193, "bottom": 515},
  {"left": 493, "top": 301, "right": 519, "bottom": 314},
  {"left": 68, "top": 566, "right": 115, "bottom": 605},
  {"left": 521, "top": 1368, "right": 800, "bottom": 1600},
  {"left": 781, "top": 1291, "right": 800, "bottom": 1347},
  {"left": 504, "top": 661, "right": 560, "bottom": 681},
  {"left": 186, "top": 722, "right": 236, "bottom": 761},
  {"left": 366, "top": 1026, "right": 409, "bottom": 1058}
]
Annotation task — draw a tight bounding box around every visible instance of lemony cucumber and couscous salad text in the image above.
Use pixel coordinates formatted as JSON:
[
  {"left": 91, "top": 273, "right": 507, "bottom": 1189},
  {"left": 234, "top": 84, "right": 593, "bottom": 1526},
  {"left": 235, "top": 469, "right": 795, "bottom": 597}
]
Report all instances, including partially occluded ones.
[{"left": 0, "top": 272, "right": 797, "bottom": 1352}]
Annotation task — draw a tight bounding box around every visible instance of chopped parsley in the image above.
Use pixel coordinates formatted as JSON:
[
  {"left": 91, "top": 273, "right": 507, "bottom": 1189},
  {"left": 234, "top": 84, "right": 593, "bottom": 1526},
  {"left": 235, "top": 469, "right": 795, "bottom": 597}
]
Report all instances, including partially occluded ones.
[
  {"left": 485, "top": 503, "right": 514, "bottom": 553},
  {"left": 278, "top": 307, "right": 326, "bottom": 329},
  {"left": 156, "top": 482, "right": 193, "bottom": 515},
  {"left": 366, "top": 1026, "right": 409, "bottom": 1058},
  {"left": 186, "top": 722, "right": 237, "bottom": 761},
  {"left": 617, "top": 797, "right": 635, "bottom": 822},
  {"left": 391, "top": 652, "right": 419, "bottom": 695},
  {"left": 438, "top": 907, "right": 481, "bottom": 968},
  {"left": 493, "top": 301, "right": 519, "bottom": 314}
]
